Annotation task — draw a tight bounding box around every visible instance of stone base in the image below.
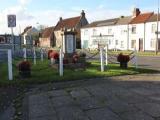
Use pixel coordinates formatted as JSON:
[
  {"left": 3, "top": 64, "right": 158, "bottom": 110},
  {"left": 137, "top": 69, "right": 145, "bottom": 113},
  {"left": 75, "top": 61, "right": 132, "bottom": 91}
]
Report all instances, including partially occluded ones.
[{"left": 52, "top": 62, "right": 89, "bottom": 70}]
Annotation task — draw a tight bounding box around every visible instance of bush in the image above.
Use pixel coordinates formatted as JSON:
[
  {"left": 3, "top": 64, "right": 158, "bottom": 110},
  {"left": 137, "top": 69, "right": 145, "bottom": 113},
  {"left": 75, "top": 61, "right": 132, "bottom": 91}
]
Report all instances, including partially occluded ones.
[
  {"left": 79, "top": 52, "right": 86, "bottom": 57},
  {"left": 48, "top": 50, "right": 53, "bottom": 59},
  {"left": 117, "top": 53, "right": 130, "bottom": 63},
  {"left": 18, "top": 61, "right": 31, "bottom": 71}
]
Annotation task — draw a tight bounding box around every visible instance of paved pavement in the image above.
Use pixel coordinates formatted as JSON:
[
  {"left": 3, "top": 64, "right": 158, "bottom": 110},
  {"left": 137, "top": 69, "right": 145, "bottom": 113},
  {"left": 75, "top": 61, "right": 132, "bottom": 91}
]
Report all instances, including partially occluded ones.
[
  {"left": 137, "top": 56, "right": 160, "bottom": 71},
  {"left": 23, "top": 74, "right": 160, "bottom": 120}
]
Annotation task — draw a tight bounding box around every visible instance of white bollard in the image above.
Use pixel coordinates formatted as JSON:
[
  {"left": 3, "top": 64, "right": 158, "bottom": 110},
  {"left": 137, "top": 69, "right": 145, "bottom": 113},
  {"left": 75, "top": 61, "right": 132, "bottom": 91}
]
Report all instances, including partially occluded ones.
[
  {"left": 8, "top": 50, "right": 13, "bottom": 80},
  {"left": 33, "top": 47, "right": 36, "bottom": 65},
  {"left": 40, "top": 49, "right": 44, "bottom": 62},
  {"left": 100, "top": 48, "right": 104, "bottom": 72},
  {"left": 134, "top": 48, "right": 138, "bottom": 69},
  {"left": 105, "top": 45, "right": 108, "bottom": 66},
  {"left": 23, "top": 48, "right": 27, "bottom": 61},
  {"left": 59, "top": 48, "right": 63, "bottom": 76}
]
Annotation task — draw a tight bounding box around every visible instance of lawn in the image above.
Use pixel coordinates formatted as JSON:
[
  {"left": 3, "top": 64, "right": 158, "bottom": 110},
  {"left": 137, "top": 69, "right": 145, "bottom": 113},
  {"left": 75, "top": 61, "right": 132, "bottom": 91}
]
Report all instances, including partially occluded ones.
[
  {"left": 107, "top": 50, "right": 160, "bottom": 56},
  {"left": 0, "top": 59, "right": 158, "bottom": 86}
]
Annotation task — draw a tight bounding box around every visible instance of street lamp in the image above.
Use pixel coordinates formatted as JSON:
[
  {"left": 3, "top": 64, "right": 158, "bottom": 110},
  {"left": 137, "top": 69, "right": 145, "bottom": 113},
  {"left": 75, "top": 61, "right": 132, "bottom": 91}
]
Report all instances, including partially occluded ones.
[{"left": 155, "top": 0, "right": 159, "bottom": 54}]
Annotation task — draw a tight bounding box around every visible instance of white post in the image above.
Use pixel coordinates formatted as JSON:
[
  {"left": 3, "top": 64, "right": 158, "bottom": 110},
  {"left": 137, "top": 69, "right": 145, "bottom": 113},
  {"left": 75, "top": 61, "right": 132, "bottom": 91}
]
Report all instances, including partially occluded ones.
[
  {"left": 40, "top": 49, "right": 44, "bottom": 62},
  {"left": 33, "top": 47, "right": 36, "bottom": 65},
  {"left": 51, "top": 58, "right": 54, "bottom": 65},
  {"left": 100, "top": 47, "right": 104, "bottom": 72},
  {"left": 23, "top": 48, "right": 27, "bottom": 61},
  {"left": 11, "top": 28, "right": 14, "bottom": 53},
  {"left": 134, "top": 48, "right": 138, "bottom": 69},
  {"left": 105, "top": 45, "right": 108, "bottom": 66},
  {"left": 8, "top": 49, "right": 13, "bottom": 80},
  {"left": 59, "top": 48, "right": 63, "bottom": 76}
]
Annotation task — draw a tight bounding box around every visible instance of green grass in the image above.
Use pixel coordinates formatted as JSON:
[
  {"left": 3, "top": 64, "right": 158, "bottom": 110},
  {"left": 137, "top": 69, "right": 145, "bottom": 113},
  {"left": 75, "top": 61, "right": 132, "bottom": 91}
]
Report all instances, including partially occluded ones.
[{"left": 0, "top": 60, "right": 159, "bottom": 86}]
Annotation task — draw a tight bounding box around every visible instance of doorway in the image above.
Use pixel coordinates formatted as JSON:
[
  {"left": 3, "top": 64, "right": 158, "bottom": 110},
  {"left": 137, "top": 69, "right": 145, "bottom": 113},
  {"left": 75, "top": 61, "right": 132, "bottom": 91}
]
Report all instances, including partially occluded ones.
[{"left": 139, "top": 38, "right": 143, "bottom": 51}]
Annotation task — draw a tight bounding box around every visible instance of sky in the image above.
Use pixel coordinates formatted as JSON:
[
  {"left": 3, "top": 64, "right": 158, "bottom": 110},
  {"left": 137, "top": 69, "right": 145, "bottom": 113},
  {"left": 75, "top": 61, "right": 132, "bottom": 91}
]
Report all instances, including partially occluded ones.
[{"left": 0, "top": 0, "right": 158, "bottom": 34}]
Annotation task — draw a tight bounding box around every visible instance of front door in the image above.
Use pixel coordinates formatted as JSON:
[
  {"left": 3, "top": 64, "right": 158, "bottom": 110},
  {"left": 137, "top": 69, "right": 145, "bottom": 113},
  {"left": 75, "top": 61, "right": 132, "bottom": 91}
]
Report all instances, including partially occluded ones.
[
  {"left": 158, "top": 39, "right": 160, "bottom": 51},
  {"left": 139, "top": 38, "right": 143, "bottom": 51}
]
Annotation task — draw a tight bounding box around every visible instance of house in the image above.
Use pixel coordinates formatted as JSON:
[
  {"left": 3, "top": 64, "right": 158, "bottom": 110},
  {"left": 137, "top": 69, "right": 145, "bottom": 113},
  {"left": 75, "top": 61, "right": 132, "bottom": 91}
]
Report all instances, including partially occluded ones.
[
  {"left": 54, "top": 10, "right": 88, "bottom": 48},
  {"left": 129, "top": 8, "right": 153, "bottom": 51},
  {"left": 145, "top": 14, "right": 160, "bottom": 51},
  {"left": 39, "top": 26, "right": 55, "bottom": 47},
  {"left": 81, "top": 8, "right": 159, "bottom": 51},
  {"left": 81, "top": 18, "right": 120, "bottom": 49},
  {"left": 114, "top": 16, "right": 132, "bottom": 50},
  {"left": 21, "top": 26, "right": 39, "bottom": 46}
]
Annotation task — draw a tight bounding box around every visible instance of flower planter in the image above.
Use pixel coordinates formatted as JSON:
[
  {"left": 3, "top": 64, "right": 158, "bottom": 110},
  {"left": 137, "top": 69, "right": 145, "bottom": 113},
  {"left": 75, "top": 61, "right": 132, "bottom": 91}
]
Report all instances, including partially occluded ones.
[
  {"left": 120, "top": 62, "right": 128, "bottom": 69},
  {"left": 19, "top": 71, "right": 31, "bottom": 78}
]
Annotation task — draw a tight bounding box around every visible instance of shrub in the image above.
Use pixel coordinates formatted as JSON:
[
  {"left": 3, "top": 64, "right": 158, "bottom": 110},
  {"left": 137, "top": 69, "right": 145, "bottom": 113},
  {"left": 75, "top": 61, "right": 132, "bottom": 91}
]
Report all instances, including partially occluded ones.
[
  {"left": 63, "top": 59, "right": 69, "bottom": 64},
  {"left": 72, "top": 54, "right": 79, "bottom": 63},
  {"left": 18, "top": 61, "right": 31, "bottom": 71},
  {"left": 117, "top": 53, "right": 130, "bottom": 63}
]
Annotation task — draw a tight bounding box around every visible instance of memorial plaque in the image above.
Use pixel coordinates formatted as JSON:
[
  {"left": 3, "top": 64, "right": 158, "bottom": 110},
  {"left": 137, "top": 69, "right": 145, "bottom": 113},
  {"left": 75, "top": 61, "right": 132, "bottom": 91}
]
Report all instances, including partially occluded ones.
[{"left": 66, "top": 35, "right": 74, "bottom": 53}]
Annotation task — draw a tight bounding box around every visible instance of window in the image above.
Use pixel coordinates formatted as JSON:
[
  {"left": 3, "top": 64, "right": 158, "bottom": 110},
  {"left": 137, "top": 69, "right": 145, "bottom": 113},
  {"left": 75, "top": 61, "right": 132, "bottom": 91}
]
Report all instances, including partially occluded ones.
[
  {"left": 131, "top": 26, "right": 136, "bottom": 34},
  {"left": 115, "top": 40, "right": 118, "bottom": 45},
  {"left": 131, "top": 40, "right": 136, "bottom": 48},
  {"left": 108, "top": 39, "right": 111, "bottom": 45},
  {"left": 108, "top": 29, "right": 112, "bottom": 34},
  {"left": 121, "top": 41, "right": 124, "bottom": 48},
  {"left": 121, "top": 29, "right": 127, "bottom": 34},
  {"left": 151, "top": 24, "right": 156, "bottom": 33},
  {"left": 150, "top": 39, "right": 155, "bottom": 48},
  {"left": 84, "top": 30, "right": 88, "bottom": 36},
  {"left": 83, "top": 40, "right": 89, "bottom": 49},
  {"left": 93, "top": 29, "right": 97, "bottom": 36}
]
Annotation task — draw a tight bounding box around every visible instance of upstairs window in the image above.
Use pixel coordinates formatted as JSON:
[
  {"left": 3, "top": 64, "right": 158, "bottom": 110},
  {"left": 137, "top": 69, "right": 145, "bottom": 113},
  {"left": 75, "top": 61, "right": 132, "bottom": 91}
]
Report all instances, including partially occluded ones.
[
  {"left": 151, "top": 24, "right": 156, "bottom": 33},
  {"left": 84, "top": 30, "right": 88, "bottom": 36},
  {"left": 93, "top": 29, "right": 97, "bottom": 36},
  {"left": 108, "top": 29, "right": 112, "bottom": 34},
  {"left": 131, "top": 26, "right": 136, "bottom": 34}
]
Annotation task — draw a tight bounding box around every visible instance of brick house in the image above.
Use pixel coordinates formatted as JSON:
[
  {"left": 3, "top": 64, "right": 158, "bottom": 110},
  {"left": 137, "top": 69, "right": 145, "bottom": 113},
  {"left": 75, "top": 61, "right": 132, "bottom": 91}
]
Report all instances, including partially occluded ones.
[
  {"left": 39, "top": 26, "right": 55, "bottom": 47},
  {"left": 54, "top": 10, "right": 88, "bottom": 48}
]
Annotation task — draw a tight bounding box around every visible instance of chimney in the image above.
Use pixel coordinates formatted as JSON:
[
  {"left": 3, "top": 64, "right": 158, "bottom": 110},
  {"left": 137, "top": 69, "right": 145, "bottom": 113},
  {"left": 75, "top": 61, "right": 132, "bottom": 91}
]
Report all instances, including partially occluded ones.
[
  {"left": 132, "top": 8, "right": 141, "bottom": 18},
  {"left": 81, "top": 10, "right": 85, "bottom": 17},
  {"left": 59, "top": 17, "right": 62, "bottom": 21}
]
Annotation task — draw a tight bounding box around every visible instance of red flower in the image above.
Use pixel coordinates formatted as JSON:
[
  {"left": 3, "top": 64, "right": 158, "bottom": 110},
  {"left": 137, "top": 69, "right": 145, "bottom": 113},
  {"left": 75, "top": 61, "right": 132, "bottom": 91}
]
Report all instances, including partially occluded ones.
[
  {"left": 49, "top": 51, "right": 59, "bottom": 60},
  {"left": 48, "top": 50, "right": 53, "bottom": 59}
]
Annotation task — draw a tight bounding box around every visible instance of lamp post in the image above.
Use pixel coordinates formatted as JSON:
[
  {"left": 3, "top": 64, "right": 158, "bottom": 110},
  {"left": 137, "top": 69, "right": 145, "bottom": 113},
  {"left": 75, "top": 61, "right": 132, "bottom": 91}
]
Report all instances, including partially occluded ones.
[{"left": 156, "top": 0, "right": 159, "bottom": 55}]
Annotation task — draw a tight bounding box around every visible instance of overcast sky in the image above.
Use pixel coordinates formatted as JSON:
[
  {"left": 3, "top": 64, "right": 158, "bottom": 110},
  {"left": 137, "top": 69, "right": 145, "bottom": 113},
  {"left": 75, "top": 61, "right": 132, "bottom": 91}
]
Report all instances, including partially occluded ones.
[{"left": 0, "top": 0, "right": 158, "bottom": 34}]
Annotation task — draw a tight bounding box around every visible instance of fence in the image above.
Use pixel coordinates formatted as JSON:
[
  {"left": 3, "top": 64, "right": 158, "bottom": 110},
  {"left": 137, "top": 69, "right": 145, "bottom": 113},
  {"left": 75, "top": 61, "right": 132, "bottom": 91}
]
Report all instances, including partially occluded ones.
[{"left": 0, "top": 46, "right": 138, "bottom": 80}]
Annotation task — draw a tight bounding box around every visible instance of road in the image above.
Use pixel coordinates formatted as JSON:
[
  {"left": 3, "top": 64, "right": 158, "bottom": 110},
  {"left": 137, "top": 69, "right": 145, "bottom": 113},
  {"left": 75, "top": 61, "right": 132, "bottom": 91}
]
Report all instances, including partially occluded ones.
[
  {"left": 137, "top": 56, "right": 160, "bottom": 71},
  {"left": 86, "top": 52, "right": 160, "bottom": 71}
]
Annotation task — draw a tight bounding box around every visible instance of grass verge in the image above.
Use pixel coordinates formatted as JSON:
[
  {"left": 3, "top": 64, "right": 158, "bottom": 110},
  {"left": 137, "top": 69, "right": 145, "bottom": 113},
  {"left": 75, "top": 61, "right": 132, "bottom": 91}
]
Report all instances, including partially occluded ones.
[{"left": 0, "top": 60, "right": 159, "bottom": 86}]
